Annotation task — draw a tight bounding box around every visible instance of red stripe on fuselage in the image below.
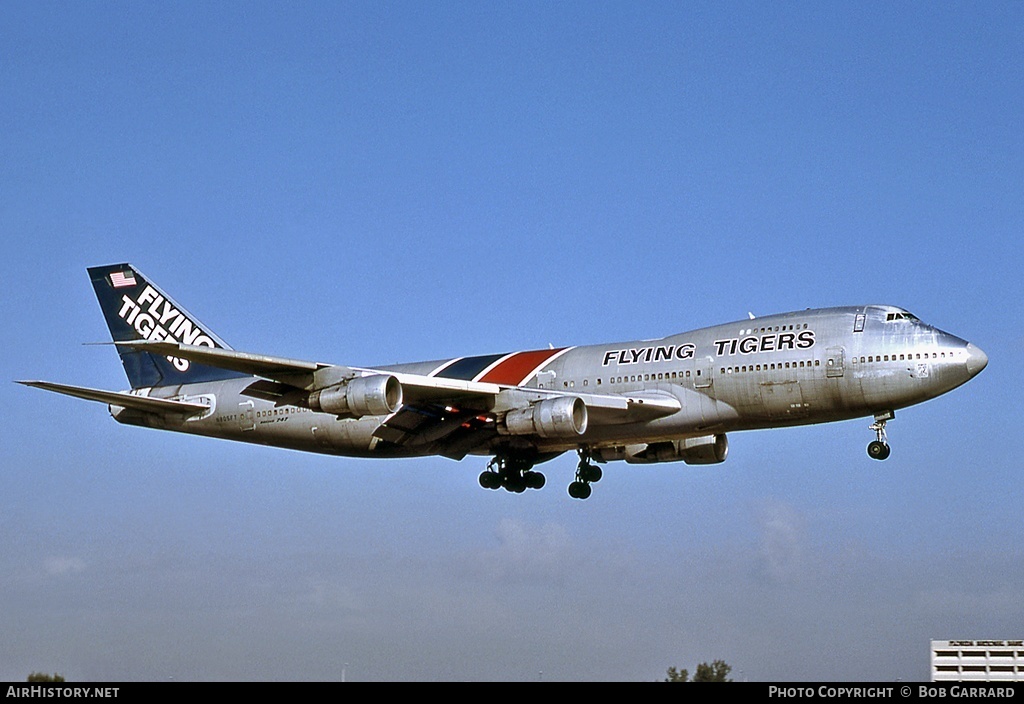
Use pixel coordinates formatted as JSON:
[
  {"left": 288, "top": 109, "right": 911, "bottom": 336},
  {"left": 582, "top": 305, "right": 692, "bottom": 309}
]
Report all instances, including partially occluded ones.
[{"left": 477, "top": 348, "right": 567, "bottom": 385}]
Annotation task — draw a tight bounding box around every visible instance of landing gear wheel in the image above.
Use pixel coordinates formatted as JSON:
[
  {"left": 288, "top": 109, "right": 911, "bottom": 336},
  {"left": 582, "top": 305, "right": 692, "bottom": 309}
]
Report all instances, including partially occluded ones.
[
  {"left": 867, "top": 411, "right": 894, "bottom": 461},
  {"left": 504, "top": 476, "right": 527, "bottom": 493},
  {"left": 479, "top": 470, "right": 501, "bottom": 490},
  {"left": 523, "top": 470, "right": 546, "bottom": 490},
  {"left": 867, "top": 441, "right": 891, "bottom": 460},
  {"left": 568, "top": 448, "right": 601, "bottom": 499},
  {"left": 482, "top": 455, "right": 544, "bottom": 493},
  {"left": 579, "top": 463, "right": 602, "bottom": 483},
  {"left": 568, "top": 481, "right": 592, "bottom": 500}
]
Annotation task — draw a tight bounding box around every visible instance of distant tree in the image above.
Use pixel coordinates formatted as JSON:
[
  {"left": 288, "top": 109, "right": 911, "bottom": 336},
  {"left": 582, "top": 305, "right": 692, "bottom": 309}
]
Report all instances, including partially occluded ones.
[
  {"left": 27, "top": 672, "right": 65, "bottom": 682},
  {"left": 664, "top": 660, "right": 731, "bottom": 682},
  {"left": 693, "top": 660, "right": 732, "bottom": 682},
  {"left": 664, "top": 666, "right": 689, "bottom": 682}
]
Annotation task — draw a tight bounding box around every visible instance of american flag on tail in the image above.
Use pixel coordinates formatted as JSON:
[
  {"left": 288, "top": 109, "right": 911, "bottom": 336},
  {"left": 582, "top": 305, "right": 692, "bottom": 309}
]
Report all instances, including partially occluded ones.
[{"left": 109, "top": 270, "right": 136, "bottom": 288}]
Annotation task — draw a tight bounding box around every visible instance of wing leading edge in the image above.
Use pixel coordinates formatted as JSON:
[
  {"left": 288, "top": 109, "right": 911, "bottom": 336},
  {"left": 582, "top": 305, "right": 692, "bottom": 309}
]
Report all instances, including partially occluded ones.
[{"left": 117, "top": 339, "right": 506, "bottom": 399}]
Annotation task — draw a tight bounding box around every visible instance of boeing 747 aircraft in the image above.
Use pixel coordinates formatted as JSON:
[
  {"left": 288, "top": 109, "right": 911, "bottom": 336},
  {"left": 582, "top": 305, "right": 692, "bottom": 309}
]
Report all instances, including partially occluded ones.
[{"left": 20, "top": 264, "right": 987, "bottom": 499}]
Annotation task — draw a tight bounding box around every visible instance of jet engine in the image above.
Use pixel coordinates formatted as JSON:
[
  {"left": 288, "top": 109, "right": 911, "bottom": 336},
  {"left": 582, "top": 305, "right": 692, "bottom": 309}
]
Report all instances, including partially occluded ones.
[
  {"left": 308, "top": 374, "right": 403, "bottom": 418},
  {"left": 594, "top": 434, "right": 729, "bottom": 465},
  {"left": 502, "top": 396, "right": 588, "bottom": 439}
]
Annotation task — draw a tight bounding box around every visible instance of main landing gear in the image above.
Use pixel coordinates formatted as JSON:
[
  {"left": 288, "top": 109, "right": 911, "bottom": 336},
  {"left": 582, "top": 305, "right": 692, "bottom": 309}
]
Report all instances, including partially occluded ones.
[
  {"left": 568, "top": 448, "right": 602, "bottom": 500},
  {"left": 480, "top": 448, "right": 603, "bottom": 499},
  {"left": 867, "top": 411, "right": 894, "bottom": 460},
  {"left": 479, "top": 456, "right": 546, "bottom": 493}
]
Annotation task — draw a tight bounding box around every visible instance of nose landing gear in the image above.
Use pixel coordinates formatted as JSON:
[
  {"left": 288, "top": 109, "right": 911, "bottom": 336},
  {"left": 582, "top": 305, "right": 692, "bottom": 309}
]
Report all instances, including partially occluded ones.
[{"left": 867, "top": 411, "right": 894, "bottom": 460}]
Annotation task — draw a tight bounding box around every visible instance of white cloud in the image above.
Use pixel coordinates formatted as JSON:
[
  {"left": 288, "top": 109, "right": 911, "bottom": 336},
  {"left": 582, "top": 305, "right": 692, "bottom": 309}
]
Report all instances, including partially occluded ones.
[
  {"left": 755, "top": 499, "right": 806, "bottom": 583},
  {"left": 43, "top": 556, "right": 85, "bottom": 577},
  {"left": 474, "top": 517, "right": 575, "bottom": 581}
]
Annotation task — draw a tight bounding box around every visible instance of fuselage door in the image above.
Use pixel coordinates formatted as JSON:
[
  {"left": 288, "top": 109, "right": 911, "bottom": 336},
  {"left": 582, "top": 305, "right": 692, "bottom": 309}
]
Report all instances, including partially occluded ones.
[
  {"left": 239, "top": 401, "right": 255, "bottom": 432},
  {"left": 311, "top": 425, "right": 333, "bottom": 449},
  {"left": 825, "top": 346, "right": 845, "bottom": 378},
  {"left": 694, "top": 356, "right": 713, "bottom": 388}
]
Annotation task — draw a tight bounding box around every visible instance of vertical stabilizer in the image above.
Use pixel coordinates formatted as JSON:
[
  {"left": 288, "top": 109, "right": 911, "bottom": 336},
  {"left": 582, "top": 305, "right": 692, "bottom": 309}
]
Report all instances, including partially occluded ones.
[{"left": 88, "top": 263, "right": 248, "bottom": 389}]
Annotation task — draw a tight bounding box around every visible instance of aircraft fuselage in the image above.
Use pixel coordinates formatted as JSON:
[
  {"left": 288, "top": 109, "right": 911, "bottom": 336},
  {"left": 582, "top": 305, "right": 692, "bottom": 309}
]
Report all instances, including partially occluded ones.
[
  {"left": 22, "top": 264, "right": 988, "bottom": 498},
  {"left": 111, "top": 304, "right": 986, "bottom": 462}
]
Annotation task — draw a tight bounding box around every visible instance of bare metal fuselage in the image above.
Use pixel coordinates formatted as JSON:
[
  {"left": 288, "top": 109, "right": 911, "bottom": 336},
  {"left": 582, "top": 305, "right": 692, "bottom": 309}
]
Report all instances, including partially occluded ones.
[{"left": 112, "top": 304, "right": 986, "bottom": 462}]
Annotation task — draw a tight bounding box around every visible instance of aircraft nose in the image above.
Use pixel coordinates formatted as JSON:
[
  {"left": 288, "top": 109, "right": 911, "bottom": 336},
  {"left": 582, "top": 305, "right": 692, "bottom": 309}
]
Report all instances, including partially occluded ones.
[{"left": 965, "top": 343, "right": 988, "bottom": 377}]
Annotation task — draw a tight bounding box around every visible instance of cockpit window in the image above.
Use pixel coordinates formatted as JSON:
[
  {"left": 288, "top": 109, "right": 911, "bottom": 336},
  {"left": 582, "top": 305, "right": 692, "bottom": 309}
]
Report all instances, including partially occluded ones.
[{"left": 885, "top": 312, "right": 919, "bottom": 322}]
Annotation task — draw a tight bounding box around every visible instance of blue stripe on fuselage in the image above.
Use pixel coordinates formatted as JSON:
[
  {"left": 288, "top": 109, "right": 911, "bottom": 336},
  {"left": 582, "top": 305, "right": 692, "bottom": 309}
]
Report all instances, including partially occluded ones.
[{"left": 433, "top": 353, "right": 509, "bottom": 381}]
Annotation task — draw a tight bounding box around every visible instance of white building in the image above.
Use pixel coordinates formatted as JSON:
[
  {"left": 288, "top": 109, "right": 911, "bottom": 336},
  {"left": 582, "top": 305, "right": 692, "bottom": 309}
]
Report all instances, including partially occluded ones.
[{"left": 931, "top": 640, "right": 1024, "bottom": 681}]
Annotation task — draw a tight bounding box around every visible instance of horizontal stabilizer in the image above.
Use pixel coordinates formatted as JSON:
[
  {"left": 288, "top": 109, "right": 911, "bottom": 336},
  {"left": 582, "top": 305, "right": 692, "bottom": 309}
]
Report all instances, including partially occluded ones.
[{"left": 17, "top": 380, "right": 210, "bottom": 415}]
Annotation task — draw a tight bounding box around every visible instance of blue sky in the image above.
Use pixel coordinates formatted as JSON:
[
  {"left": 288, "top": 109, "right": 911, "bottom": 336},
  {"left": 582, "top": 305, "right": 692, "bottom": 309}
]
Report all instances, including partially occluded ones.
[{"left": 2, "top": 1, "right": 1021, "bottom": 682}]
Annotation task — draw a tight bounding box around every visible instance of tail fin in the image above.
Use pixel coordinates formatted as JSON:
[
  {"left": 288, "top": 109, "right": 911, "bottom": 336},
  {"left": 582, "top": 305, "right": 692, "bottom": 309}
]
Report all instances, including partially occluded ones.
[{"left": 88, "top": 263, "right": 248, "bottom": 389}]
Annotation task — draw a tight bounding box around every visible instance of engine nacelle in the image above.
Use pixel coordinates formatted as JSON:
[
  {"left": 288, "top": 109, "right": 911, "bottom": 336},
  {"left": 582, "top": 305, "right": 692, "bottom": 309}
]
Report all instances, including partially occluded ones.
[
  {"left": 594, "top": 434, "right": 729, "bottom": 465},
  {"left": 308, "top": 374, "right": 403, "bottom": 418},
  {"left": 502, "top": 396, "right": 588, "bottom": 439}
]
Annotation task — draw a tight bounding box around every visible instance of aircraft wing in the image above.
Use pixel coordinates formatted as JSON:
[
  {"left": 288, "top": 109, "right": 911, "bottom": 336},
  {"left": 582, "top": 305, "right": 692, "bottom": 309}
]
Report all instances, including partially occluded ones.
[
  {"left": 563, "top": 389, "right": 681, "bottom": 423},
  {"left": 16, "top": 380, "right": 211, "bottom": 415},
  {"left": 120, "top": 339, "right": 680, "bottom": 411},
  {"left": 370, "top": 389, "right": 680, "bottom": 456},
  {"left": 115, "top": 340, "right": 330, "bottom": 386},
  {"left": 373, "top": 403, "right": 498, "bottom": 459},
  {"left": 116, "top": 340, "right": 682, "bottom": 438},
  {"left": 118, "top": 340, "right": 505, "bottom": 400}
]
